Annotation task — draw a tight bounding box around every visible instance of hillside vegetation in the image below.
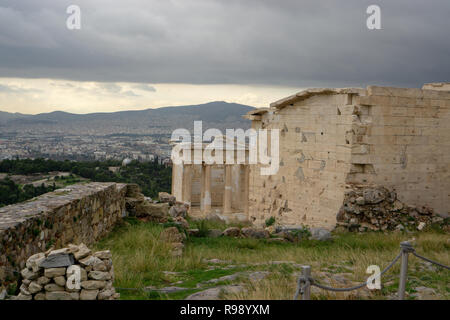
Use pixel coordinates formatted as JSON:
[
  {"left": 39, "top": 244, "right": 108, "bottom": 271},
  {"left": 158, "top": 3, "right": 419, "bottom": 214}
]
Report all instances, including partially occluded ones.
[
  {"left": 0, "top": 178, "right": 57, "bottom": 207},
  {"left": 0, "top": 158, "right": 172, "bottom": 201}
]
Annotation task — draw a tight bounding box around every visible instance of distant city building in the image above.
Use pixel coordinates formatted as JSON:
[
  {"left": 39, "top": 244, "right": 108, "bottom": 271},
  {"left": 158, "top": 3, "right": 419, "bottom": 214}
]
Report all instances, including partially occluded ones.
[{"left": 122, "top": 158, "right": 132, "bottom": 166}]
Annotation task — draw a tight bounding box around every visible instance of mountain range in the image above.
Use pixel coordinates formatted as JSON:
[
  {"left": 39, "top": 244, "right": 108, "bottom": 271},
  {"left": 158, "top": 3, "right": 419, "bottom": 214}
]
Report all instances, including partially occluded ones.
[{"left": 0, "top": 101, "right": 255, "bottom": 134}]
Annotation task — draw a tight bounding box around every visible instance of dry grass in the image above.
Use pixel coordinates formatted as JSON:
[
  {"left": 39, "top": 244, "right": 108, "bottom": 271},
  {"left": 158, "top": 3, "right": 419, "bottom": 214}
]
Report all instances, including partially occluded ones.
[{"left": 94, "top": 218, "right": 450, "bottom": 300}]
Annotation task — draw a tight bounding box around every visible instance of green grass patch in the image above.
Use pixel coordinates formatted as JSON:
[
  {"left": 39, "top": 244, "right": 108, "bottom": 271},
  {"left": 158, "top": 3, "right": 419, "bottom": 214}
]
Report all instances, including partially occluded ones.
[{"left": 93, "top": 218, "right": 450, "bottom": 300}]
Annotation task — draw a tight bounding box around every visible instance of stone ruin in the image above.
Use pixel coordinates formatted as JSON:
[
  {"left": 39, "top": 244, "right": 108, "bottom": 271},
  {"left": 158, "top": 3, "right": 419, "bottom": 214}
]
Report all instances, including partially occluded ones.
[
  {"left": 11, "top": 243, "right": 119, "bottom": 300},
  {"left": 125, "top": 184, "right": 189, "bottom": 222},
  {"left": 1, "top": 180, "right": 447, "bottom": 300},
  {"left": 202, "top": 84, "right": 450, "bottom": 230},
  {"left": 336, "top": 185, "right": 446, "bottom": 232},
  {"left": 0, "top": 182, "right": 128, "bottom": 289},
  {"left": 124, "top": 184, "right": 191, "bottom": 258}
]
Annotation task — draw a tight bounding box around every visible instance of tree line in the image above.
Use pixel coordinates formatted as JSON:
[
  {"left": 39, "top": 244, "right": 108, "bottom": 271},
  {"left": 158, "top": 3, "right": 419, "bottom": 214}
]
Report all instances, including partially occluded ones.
[
  {"left": 0, "top": 178, "right": 56, "bottom": 207},
  {"left": 0, "top": 158, "right": 172, "bottom": 204}
]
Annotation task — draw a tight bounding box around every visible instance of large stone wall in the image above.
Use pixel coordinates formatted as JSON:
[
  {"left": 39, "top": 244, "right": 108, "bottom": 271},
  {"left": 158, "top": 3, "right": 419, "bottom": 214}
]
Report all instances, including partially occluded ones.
[
  {"left": 248, "top": 85, "right": 450, "bottom": 229},
  {"left": 248, "top": 91, "right": 360, "bottom": 229},
  {"left": 0, "top": 182, "right": 128, "bottom": 286},
  {"left": 352, "top": 86, "right": 450, "bottom": 216}
]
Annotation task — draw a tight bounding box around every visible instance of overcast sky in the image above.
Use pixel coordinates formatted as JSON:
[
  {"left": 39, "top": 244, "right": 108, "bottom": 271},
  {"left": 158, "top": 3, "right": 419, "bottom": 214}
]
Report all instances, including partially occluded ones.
[{"left": 0, "top": 0, "right": 449, "bottom": 114}]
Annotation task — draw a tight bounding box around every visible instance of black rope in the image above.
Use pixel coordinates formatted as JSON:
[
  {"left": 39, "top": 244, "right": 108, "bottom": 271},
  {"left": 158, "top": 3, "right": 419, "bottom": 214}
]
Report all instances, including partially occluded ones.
[
  {"left": 294, "top": 243, "right": 449, "bottom": 299},
  {"left": 412, "top": 252, "right": 450, "bottom": 270},
  {"left": 293, "top": 252, "right": 402, "bottom": 295},
  {"left": 310, "top": 252, "right": 402, "bottom": 292}
]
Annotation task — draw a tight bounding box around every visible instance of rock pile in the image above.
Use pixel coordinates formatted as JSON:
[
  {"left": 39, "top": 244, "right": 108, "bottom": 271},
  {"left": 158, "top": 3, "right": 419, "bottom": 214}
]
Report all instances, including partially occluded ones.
[
  {"left": 216, "top": 225, "right": 333, "bottom": 242},
  {"left": 12, "top": 243, "right": 119, "bottom": 300},
  {"left": 160, "top": 227, "right": 186, "bottom": 257},
  {"left": 126, "top": 189, "right": 190, "bottom": 258},
  {"left": 125, "top": 185, "right": 189, "bottom": 222},
  {"left": 221, "top": 227, "right": 270, "bottom": 239},
  {"left": 336, "top": 185, "right": 446, "bottom": 232}
]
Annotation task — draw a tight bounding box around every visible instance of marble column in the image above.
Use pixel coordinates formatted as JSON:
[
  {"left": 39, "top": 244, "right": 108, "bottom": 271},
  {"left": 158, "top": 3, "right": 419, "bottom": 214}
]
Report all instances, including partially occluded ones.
[
  {"left": 243, "top": 165, "right": 250, "bottom": 216},
  {"left": 223, "top": 165, "right": 232, "bottom": 214},
  {"left": 202, "top": 164, "right": 212, "bottom": 214},
  {"left": 182, "top": 164, "right": 192, "bottom": 206}
]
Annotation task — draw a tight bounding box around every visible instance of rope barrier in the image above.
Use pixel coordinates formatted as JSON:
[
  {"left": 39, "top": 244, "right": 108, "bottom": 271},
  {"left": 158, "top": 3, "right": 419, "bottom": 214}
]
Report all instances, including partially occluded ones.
[
  {"left": 292, "top": 277, "right": 304, "bottom": 300},
  {"left": 309, "top": 252, "right": 402, "bottom": 292},
  {"left": 412, "top": 252, "right": 450, "bottom": 270},
  {"left": 293, "top": 241, "right": 450, "bottom": 300}
]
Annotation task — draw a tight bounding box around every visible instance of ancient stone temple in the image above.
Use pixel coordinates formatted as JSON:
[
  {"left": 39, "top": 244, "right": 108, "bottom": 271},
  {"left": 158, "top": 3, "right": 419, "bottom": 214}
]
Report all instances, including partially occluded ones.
[
  {"left": 172, "top": 83, "right": 450, "bottom": 229},
  {"left": 171, "top": 136, "right": 250, "bottom": 221}
]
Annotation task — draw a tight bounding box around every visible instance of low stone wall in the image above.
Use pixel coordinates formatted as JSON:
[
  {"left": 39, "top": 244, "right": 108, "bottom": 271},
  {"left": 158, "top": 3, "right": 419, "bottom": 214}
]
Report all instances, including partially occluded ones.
[
  {"left": 0, "top": 182, "right": 128, "bottom": 286},
  {"left": 14, "top": 244, "right": 119, "bottom": 300}
]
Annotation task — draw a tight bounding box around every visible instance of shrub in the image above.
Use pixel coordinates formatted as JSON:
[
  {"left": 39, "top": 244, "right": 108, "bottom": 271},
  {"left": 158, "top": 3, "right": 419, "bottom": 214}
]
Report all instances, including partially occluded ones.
[
  {"left": 265, "top": 216, "right": 276, "bottom": 227},
  {"left": 197, "top": 220, "right": 210, "bottom": 237},
  {"left": 290, "top": 225, "right": 311, "bottom": 240}
]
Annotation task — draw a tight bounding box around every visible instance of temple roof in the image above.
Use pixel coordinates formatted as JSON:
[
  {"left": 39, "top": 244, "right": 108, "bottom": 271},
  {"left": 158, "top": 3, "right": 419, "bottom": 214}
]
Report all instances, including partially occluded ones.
[{"left": 269, "top": 87, "right": 365, "bottom": 110}]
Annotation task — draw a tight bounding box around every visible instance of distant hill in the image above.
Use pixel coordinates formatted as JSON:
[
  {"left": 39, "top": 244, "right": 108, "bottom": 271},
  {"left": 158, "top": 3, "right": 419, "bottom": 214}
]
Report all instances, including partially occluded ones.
[
  {"left": 0, "top": 111, "right": 28, "bottom": 122},
  {"left": 0, "top": 101, "right": 255, "bottom": 133}
]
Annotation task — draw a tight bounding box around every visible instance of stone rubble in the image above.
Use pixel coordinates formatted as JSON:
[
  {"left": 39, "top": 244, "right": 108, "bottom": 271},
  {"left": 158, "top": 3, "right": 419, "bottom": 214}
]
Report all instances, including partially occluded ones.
[
  {"left": 222, "top": 227, "right": 241, "bottom": 237},
  {"left": 196, "top": 271, "right": 270, "bottom": 288},
  {"left": 160, "top": 227, "right": 186, "bottom": 257},
  {"left": 336, "top": 185, "right": 447, "bottom": 232},
  {"left": 185, "top": 285, "right": 245, "bottom": 300},
  {"left": 241, "top": 227, "right": 270, "bottom": 239},
  {"left": 10, "top": 244, "right": 119, "bottom": 300},
  {"left": 125, "top": 185, "right": 189, "bottom": 222}
]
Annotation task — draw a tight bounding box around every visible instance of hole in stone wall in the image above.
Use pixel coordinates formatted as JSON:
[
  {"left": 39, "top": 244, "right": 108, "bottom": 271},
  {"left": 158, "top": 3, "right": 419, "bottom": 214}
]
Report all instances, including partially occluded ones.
[
  {"left": 350, "top": 164, "right": 376, "bottom": 174},
  {"left": 347, "top": 94, "right": 353, "bottom": 105}
]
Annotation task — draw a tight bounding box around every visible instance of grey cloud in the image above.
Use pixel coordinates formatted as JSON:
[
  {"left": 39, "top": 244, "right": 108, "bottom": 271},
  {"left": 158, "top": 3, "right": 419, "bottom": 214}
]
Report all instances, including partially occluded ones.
[
  {"left": 0, "top": 84, "right": 41, "bottom": 94},
  {"left": 97, "top": 84, "right": 140, "bottom": 97},
  {"left": 122, "top": 90, "right": 140, "bottom": 97},
  {"left": 61, "top": 82, "right": 141, "bottom": 97},
  {"left": 98, "top": 83, "right": 122, "bottom": 94},
  {"left": 0, "top": 0, "right": 449, "bottom": 88},
  {"left": 50, "top": 82, "right": 75, "bottom": 88},
  {"left": 132, "top": 84, "right": 156, "bottom": 92}
]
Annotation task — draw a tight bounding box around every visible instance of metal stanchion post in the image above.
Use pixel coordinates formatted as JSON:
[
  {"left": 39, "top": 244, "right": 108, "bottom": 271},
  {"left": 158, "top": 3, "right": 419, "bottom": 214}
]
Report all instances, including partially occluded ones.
[
  {"left": 398, "top": 241, "right": 413, "bottom": 300},
  {"left": 302, "top": 265, "right": 311, "bottom": 300}
]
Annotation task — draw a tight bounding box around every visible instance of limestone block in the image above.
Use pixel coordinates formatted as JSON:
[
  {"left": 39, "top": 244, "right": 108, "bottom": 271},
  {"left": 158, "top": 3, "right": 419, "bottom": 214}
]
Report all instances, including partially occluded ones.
[
  {"left": 45, "top": 283, "right": 65, "bottom": 292},
  {"left": 45, "top": 291, "right": 72, "bottom": 300},
  {"left": 81, "top": 280, "right": 107, "bottom": 290},
  {"left": 80, "top": 289, "right": 99, "bottom": 300},
  {"left": 44, "top": 267, "right": 66, "bottom": 278}
]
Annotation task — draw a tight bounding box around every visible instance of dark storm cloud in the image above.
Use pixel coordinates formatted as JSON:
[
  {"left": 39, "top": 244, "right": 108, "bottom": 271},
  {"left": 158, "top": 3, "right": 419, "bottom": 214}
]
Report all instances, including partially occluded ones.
[{"left": 0, "top": 0, "right": 449, "bottom": 88}]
